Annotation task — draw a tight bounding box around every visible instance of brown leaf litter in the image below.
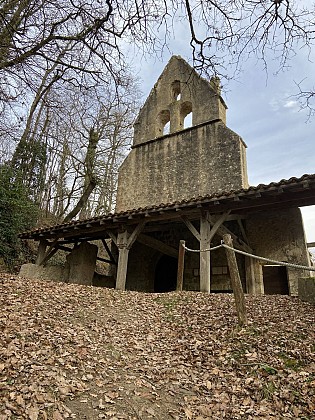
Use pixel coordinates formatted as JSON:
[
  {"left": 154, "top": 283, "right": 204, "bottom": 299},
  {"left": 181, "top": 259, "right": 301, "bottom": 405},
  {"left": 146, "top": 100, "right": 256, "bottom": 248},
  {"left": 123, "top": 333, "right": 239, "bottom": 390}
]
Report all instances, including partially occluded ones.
[{"left": 0, "top": 274, "right": 314, "bottom": 419}]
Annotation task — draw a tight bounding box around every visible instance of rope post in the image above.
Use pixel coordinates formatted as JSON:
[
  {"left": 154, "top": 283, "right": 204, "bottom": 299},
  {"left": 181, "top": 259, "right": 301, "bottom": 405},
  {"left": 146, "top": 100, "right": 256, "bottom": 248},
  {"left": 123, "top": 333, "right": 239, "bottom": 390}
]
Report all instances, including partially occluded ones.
[
  {"left": 177, "top": 240, "right": 185, "bottom": 291},
  {"left": 223, "top": 234, "right": 247, "bottom": 327}
]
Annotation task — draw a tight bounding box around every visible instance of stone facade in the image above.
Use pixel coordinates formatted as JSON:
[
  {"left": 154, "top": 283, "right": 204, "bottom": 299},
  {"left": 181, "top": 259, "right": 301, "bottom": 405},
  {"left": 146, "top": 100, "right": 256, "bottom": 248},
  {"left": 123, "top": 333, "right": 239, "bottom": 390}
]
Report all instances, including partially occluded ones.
[
  {"left": 134, "top": 56, "right": 227, "bottom": 145},
  {"left": 116, "top": 56, "right": 248, "bottom": 212},
  {"left": 246, "top": 208, "right": 311, "bottom": 296}
]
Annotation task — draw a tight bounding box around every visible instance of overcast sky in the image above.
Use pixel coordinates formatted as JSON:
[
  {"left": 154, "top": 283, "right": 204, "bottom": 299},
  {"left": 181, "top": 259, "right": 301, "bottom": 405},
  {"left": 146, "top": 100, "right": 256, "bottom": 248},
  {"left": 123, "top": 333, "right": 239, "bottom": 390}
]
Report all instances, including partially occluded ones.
[{"left": 129, "top": 26, "right": 315, "bottom": 245}]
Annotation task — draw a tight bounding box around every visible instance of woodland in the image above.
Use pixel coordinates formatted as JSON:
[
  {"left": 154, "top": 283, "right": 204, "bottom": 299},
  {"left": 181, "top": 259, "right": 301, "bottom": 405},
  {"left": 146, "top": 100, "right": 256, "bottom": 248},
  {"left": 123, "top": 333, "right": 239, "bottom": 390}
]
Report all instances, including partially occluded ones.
[{"left": 0, "top": 0, "right": 315, "bottom": 269}]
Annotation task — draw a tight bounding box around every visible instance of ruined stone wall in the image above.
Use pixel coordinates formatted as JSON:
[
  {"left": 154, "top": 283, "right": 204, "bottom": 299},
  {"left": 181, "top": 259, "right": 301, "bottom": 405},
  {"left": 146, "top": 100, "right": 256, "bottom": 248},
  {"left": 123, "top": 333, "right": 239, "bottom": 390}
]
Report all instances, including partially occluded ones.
[
  {"left": 246, "top": 208, "right": 310, "bottom": 295},
  {"left": 116, "top": 121, "right": 248, "bottom": 211},
  {"left": 19, "top": 263, "right": 68, "bottom": 283}
]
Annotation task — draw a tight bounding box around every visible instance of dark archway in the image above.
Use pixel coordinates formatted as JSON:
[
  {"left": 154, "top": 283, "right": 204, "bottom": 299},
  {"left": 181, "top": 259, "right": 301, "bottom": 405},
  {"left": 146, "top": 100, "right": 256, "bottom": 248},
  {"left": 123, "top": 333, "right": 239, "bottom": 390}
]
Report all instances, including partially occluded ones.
[
  {"left": 154, "top": 255, "right": 178, "bottom": 293},
  {"left": 263, "top": 265, "right": 289, "bottom": 295}
]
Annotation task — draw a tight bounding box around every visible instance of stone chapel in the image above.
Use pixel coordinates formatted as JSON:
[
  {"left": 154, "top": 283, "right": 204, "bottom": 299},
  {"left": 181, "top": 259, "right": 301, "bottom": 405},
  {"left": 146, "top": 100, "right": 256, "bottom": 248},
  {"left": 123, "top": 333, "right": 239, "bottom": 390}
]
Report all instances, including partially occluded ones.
[{"left": 19, "top": 56, "right": 314, "bottom": 296}]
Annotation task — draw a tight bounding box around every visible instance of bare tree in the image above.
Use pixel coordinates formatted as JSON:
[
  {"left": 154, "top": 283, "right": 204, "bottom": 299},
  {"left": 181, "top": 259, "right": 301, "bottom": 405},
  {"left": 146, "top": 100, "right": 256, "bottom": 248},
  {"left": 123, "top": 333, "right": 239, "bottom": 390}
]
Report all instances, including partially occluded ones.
[
  {"left": 19, "top": 69, "right": 139, "bottom": 224},
  {"left": 1, "top": 1, "right": 314, "bottom": 86},
  {"left": 1, "top": 0, "right": 315, "bottom": 216}
]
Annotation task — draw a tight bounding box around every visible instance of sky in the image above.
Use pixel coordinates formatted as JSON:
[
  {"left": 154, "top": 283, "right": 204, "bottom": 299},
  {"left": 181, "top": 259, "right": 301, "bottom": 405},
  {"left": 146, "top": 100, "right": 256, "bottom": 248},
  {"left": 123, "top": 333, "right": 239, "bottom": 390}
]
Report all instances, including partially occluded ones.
[{"left": 129, "top": 26, "right": 315, "bottom": 246}]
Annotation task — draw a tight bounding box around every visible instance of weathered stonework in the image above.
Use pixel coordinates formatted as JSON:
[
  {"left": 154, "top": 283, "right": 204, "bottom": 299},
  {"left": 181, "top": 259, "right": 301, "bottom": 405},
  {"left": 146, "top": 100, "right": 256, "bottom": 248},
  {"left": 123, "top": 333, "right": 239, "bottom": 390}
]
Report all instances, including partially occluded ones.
[
  {"left": 298, "top": 277, "right": 315, "bottom": 304},
  {"left": 246, "top": 208, "right": 310, "bottom": 296},
  {"left": 66, "top": 242, "right": 98, "bottom": 286},
  {"left": 133, "top": 56, "right": 227, "bottom": 145},
  {"left": 116, "top": 56, "right": 248, "bottom": 212},
  {"left": 19, "top": 263, "right": 67, "bottom": 283},
  {"left": 20, "top": 242, "right": 99, "bottom": 286}
]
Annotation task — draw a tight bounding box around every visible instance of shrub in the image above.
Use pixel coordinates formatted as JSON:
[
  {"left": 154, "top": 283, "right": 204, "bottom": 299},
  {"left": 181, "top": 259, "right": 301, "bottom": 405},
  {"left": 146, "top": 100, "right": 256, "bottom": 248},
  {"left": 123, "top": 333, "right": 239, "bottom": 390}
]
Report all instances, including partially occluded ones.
[{"left": 0, "top": 164, "right": 38, "bottom": 269}]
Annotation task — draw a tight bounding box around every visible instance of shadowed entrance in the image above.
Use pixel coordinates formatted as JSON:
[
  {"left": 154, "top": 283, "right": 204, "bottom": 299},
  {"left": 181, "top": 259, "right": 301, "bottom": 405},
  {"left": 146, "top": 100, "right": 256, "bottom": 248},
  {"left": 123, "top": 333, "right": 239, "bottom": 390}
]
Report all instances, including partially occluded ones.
[
  {"left": 263, "top": 265, "right": 289, "bottom": 295},
  {"left": 154, "top": 255, "right": 178, "bottom": 293}
]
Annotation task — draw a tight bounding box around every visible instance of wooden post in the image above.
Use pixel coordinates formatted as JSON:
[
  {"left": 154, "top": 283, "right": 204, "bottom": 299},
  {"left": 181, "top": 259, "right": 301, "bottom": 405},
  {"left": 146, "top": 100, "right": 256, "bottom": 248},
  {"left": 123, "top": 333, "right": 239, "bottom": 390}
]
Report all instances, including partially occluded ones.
[
  {"left": 177, "top": 240, "right": 185, "bottom": 291},
  {"left": 115, "top": 221, "right": 146, "bottom": 291},
  {"left": 36, "top": 239, "right": 48, "bottom": 265},
  {"left": 200, "top": 211, "right": 211, "bottom": 292},
  {"left": 116, "top": 230, "right": 129, "bottom": 291},
  {"left": 223, "top": 234, "right": 247, "bottom": 326}
]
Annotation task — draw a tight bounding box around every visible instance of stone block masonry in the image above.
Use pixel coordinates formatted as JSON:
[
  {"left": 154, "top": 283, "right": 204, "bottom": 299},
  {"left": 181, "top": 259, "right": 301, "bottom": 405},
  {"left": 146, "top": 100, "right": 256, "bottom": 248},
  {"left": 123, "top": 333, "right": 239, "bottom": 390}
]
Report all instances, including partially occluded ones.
[
  {"left": 116, "top": 121, "right": 248, "bottom": 211},
  {"left": 116, "top": 55, "right": 248, "bottom": 212}
]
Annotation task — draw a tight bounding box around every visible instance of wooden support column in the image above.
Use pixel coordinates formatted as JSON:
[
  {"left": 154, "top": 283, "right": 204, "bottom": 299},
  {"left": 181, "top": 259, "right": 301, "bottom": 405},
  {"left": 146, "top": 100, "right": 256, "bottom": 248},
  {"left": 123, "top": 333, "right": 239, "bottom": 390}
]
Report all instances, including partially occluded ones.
[
  {"left": 115, "top": 221, "right": 146, "bottom": 291},
  {"left": 182, "top": 211, "right": 230, "bottom": 293},
  {"left": 36, "top": 239, "right": 48, "bottom": 265},
  {"left": 200, "top": 211, "right": 211, "bottom": 293},
  {"left": 254, "top": 261, "right": 264, "bottom": 295},
  {"left": 245, "top": 257, "right": 256, "bottom": 294},
  {"left": 116, "top": 230, "right": 130, "bottom": 291},
  {"left": 245, "top": 257, "right": 264, "bottom": 295}
]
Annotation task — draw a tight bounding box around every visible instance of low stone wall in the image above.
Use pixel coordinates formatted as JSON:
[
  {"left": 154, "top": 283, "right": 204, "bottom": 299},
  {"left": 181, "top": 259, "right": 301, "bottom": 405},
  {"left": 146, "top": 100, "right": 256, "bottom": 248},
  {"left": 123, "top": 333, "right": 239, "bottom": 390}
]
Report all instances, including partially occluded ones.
[
  {"left": 298, "top": 277, "right": 315, "bottom": 305},
  {"left": 19, "top": 241, "right": 99, "bottom": 286},
  {"left": 19, "top": 263, "right": 68, "bottom": 283},
  {"left": 19, "top": 263, "right": 116, "bottom": 289}
]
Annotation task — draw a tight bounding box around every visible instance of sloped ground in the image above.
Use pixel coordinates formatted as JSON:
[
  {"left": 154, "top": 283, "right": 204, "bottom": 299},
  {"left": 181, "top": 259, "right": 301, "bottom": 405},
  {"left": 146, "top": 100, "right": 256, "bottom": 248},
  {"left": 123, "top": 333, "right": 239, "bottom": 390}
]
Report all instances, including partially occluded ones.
[{"left": 0, "top": 274, "right": 314, "bottom": 420}]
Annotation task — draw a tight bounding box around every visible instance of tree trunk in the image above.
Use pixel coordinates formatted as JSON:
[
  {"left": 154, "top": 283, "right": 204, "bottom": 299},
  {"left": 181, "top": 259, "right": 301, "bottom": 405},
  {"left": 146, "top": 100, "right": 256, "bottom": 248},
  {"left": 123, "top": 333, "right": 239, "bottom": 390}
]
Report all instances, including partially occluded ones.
[{"left": 63, "top": 128, "right": 99, "bottom": 223}]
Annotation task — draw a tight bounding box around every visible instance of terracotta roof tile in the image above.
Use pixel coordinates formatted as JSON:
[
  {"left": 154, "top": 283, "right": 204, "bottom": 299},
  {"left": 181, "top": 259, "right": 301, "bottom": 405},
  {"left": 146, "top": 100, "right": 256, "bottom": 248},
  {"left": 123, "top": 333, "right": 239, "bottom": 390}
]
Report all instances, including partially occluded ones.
[{"left": 19, "top": 173, "right": 315, "bottom": 238}]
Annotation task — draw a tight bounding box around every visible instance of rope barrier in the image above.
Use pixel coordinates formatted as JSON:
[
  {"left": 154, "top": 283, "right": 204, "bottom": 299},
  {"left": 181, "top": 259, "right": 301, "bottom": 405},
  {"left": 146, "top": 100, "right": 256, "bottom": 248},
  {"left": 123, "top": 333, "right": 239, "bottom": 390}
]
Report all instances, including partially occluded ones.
[
  {"left": 184, "top": 244, "right": 223, "bottom": 253},
  {"left": 183, "top": 242, "right": 315, "bottom": 272}
]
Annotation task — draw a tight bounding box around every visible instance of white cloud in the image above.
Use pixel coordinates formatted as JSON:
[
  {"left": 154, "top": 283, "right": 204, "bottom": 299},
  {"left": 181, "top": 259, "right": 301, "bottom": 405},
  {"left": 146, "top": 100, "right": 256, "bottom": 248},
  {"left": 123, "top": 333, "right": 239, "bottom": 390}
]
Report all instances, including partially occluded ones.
[
  {"left": 283, "top": 99, "right": 298, "bottom": 109},
  {"left": 301, "top": 206, "right": 315, "bottom": 242}
]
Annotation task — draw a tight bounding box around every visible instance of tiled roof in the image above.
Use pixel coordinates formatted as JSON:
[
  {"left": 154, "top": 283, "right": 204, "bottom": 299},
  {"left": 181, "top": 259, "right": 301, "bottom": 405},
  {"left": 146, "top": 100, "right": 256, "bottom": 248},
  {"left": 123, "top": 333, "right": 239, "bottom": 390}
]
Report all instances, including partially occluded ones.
[{"left": 19, "top": 173, "right": 315, "bottom": 239}]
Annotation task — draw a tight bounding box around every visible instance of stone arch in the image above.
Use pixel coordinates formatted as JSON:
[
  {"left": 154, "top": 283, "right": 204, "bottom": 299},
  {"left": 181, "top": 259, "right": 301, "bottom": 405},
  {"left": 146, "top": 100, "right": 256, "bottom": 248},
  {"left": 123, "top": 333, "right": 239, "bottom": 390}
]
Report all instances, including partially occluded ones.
[
  {"left": 157, "top": 109, "right": 170, "bottom": 136},
  {"left": 171, "top": 80, "right": 181, "bottom": 101},
  {"left": 180, "top": 101, "right": 193, "bottom": 129}
]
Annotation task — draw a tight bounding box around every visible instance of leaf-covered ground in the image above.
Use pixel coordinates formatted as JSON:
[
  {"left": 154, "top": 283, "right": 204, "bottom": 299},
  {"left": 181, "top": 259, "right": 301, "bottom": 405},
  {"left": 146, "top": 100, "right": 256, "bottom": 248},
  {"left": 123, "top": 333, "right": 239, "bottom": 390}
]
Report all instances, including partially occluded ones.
[{"left": 0, "top": 274, "right": 314, "bottom": 419}]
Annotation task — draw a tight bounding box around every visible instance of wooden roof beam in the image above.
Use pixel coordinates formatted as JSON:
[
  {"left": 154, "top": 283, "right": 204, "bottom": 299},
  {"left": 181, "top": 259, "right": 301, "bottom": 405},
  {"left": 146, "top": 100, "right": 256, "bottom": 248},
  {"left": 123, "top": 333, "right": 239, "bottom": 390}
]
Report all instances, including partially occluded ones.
[{"left": 137, "top": 234, "right": 178, "bottom": 258}]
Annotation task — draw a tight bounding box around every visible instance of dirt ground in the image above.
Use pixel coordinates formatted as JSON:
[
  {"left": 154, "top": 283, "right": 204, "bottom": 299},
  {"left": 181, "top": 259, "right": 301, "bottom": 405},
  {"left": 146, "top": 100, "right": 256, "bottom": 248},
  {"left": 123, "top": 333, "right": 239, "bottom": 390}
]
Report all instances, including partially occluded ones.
[{"left": 0, "top": 274, "right": 314, "bottom": 419}]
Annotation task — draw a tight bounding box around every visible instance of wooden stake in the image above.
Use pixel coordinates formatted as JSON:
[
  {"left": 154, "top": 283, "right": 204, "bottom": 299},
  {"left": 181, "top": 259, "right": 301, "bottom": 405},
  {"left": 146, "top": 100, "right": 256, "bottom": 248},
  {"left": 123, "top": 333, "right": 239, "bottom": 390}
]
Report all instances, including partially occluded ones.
[
  {"left": 223, "top": 234, "right": 247, "bottom": 326},
  {"left": 177, "top": 240, "right": 185, "bottom": 291},
  {"left": 200, "top": 211, "right": 211, "bottom": 292}
]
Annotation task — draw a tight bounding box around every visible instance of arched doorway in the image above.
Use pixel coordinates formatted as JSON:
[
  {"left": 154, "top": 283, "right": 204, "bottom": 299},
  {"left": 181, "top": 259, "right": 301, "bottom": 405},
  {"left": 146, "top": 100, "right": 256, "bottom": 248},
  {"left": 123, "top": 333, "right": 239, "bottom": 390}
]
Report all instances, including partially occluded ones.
[{"left": 154, "top": 255, "right": 178, "bottom": 293}]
